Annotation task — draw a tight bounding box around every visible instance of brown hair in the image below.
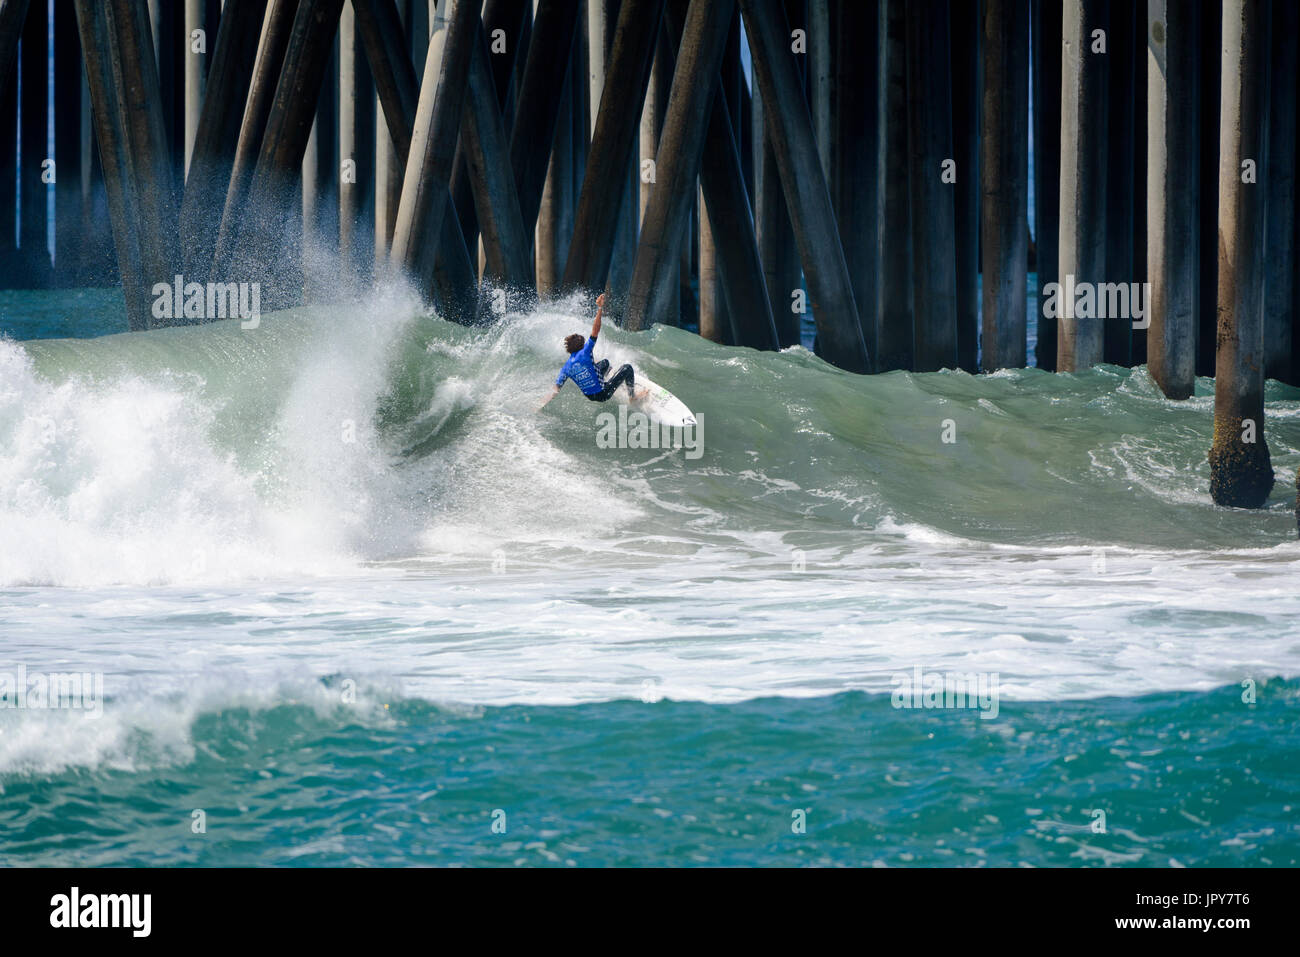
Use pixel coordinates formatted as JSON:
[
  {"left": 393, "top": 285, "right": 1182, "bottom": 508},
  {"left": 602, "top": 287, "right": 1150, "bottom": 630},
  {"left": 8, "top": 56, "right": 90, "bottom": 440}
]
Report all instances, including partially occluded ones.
[{"left": 564, "top": 334, "right": 585, "bottom": 354}]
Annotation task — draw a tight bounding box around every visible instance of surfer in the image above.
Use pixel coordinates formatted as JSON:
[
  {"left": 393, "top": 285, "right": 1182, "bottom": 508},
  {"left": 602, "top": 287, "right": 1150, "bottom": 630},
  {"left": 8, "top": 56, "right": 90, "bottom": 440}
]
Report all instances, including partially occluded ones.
[{"left": 538, "top": 293, "right": 639, "bottom": 410}]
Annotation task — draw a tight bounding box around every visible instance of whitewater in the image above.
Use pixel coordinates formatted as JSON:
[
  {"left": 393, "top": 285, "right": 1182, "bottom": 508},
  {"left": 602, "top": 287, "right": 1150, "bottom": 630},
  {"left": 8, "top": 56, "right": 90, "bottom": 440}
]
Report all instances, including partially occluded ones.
[{"left": 0, "top": 287, "right": 1294, "bottom": 869}]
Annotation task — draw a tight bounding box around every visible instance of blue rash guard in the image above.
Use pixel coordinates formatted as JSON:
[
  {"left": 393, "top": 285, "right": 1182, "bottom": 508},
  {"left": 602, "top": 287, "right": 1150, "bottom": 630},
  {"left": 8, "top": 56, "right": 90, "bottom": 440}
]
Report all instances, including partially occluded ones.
[{"left": 555, "top": 335, "right": 604, "bottom": 396}]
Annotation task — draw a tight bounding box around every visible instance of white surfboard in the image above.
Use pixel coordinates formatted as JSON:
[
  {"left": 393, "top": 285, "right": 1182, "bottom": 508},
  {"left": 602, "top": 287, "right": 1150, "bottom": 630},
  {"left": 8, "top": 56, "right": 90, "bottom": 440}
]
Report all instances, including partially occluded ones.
[{"left": 614, "top": 370, "right": 696, "bottom": 428}]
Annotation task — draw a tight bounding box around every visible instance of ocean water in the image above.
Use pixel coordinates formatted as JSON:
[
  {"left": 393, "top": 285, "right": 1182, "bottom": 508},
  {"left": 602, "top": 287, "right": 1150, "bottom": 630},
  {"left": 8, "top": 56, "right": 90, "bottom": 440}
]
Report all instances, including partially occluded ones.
[{"left": 1, "top": 288, "right": 1298, "bottom": 866}]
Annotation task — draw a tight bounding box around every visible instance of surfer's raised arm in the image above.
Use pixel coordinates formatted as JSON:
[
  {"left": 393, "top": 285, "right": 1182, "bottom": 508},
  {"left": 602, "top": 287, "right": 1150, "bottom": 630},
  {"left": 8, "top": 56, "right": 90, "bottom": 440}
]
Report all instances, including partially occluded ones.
[
  {"left": 541, "top": 293, "right": 637, "bottom": 412},
  {"left": 590, "top": 292, "right": 606, "bottom": 340}
]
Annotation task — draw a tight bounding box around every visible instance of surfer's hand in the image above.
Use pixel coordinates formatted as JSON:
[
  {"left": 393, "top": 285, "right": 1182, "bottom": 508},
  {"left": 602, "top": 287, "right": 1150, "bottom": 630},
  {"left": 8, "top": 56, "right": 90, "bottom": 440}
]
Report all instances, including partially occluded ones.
[{"left": 596, "top": 293, "right": 607, "bottom": 310}]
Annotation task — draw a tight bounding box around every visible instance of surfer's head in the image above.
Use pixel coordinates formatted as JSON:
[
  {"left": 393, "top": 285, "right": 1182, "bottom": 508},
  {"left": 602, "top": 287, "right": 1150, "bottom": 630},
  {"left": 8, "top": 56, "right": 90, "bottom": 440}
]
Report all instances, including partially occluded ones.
[{"left": 564, "top": 334, "right": 585, "bottom": 354}]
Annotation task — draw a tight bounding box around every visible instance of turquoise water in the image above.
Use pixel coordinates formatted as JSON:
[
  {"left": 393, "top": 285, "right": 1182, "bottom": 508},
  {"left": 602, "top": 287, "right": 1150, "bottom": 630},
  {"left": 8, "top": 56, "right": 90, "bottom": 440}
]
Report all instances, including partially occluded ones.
[
  {"left": 2, "top": 288, "right": 1298, "bottom": 867},
  {"left": 3, "top": 684, "right": 1296, "bottom": 867}
]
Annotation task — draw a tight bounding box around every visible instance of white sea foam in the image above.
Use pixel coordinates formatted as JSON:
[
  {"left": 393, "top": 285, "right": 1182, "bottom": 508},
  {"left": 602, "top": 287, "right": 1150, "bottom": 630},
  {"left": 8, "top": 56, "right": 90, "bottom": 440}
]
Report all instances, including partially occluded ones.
[{"left": 3, "top": 301, "right": 1300, "bottom": 774}]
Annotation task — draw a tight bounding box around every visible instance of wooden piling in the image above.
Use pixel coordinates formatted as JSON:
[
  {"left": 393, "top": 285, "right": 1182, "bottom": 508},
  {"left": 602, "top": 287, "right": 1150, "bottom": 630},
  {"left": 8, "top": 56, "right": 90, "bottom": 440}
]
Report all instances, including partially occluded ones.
[
  {"left": 302, "top": 35, "right": 339, "bottom": 280},
  {"left": 1209, "top": 0, "right": 1273, "bottom": 509},
  {"left": 54, "top": 0, "right": 83, "bottom": 282},
  {"left": 1055, "top": 0, "right": 1108, "bottom": 372},
  {"left": 1146, "top": 0, "right": 1200, "bottom": 399},
  {"left": 741, "top": 0, "right": 867, "bottom": 372},
  {"left": 949, "top": 0, "right": 978, "bottom": 372},
  {"left": 1104, "top": 0, "right": 1135, "bottom": 366},
  {"left": 980, "top": 0, "right": 1028, "bottom": 372},
  {"left": 339, "top": 1, "right": 375, "bottom": 272},
  {"left": 0, "top": 49, "right": 16, "bottom": 285},
  {"left": 509, "top": 0, "right": 580, "bottom": 233},
  {"left": 1263, "top": 0, "right": 1296, "bottom": 383},
  {"left": 624, "top": 0, "right": 735, "bottom": 333},
  {"left": 211, "top": 0, "right": 298, "bottom": 276},
  {"left": 389, "top": 0, "right": 475, "bottom": 286},
  {"left": 364, "top": 0, "right": 412, "bottom": 261},
  {"left": 1196, "top": 0, "right": 1221, "bottom": 377},
  {"left": 179, "top": 0, "right": 267, "bottom": 281},
  {"left": 563, "top": 0, "right": 664, "bottom": 297},
  {"left": 0, "top": 0, "right": 26, "bottom": 282},
  {"left": 461, "top": 14, "right": 531, "bottom": 289},
  {"left": 238, "top": 0, "right": 345, "bottom": 305},
  {"left": 184, "top": 0, "right": 206, "bottom": 177},
  {"left": 752, "top": 70, "right": 799, "bottom": 347},
  {"left": 875, "top": 0, "right": 911, "bottom": 371},
  {"left": 587, "top": 0, "right": 637, "bottom": 304},
  {"left": 535, "top": 58, "right": 574, "bottom": 298},
  {"left": 638, "top": 19, "right": 677, "bottom": 321},
  {"left": 74, "top": 0, "right": 179, "bottom": 329},
  {"left": 1031, "top": 0, "right": 1061, "bottom": 369},
  {"left": 19, "top": 0, "right": 50, "bottom": 283},
  {"left": 904, "top": 0, "right": 957, "bottom": 372}
]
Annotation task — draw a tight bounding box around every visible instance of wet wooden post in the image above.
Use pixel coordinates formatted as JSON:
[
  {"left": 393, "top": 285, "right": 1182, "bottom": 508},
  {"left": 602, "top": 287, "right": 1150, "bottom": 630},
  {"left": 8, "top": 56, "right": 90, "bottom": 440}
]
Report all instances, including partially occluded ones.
[
  {"left": 461, "top": 14, "right": 531, "bottom": 290},
  {"left": 1263, "top": 0, "right": 1296, "bottom": 382},
  {"left": 949, "top": 0, "right": 978, "bottom": 372},
  {"left": 1196, "top": 0, "right": 1221, "bottom": 377},
  {"left": 211, "top": 0, "right": 297, "bottom": 275},
  {"left": 509, "top": 0, "right": 581, "bottom": 234},
  {"left": 390, "top": 0, "right": 476, "bottom": 287},
  {"left": 339, "top": 1, "right": 376, "bottom": 272},
  {"left": 1104, "top": 1, "right": 1135, "bottom": 366},
  {"left": 1209, "top": 0, "right": 1273, "bottom": 509},
  {"left": 1129, "top": 0, "right": 1148, "bottom": 366},
  {"left": 685, "top": 0, "right": 777, "bottom": 349},
  {"left": 448, "top": 0, "right": 526, "bottom": 279},
  {"left": 184, "top": 0, "right": 206, "bottom": 177},
  {"left": 371, "top": 0, "right": 409, "bottom": 261},
  {"left": 904, "top": 0, "right": 956, "bottom": 372},
  {"left": 355, "top": 0, "right": 476, "bottom": 311},
  {"left": 484, "top": 0, "right": 526, "bottom": 107},
  {"left": 698, "top": 9, "right": 741, "bottom": 344},
  {"left": 741, "top": 0, "right": 867, "bottom": 371},
  {"left": 0, "top": 0, "right": 18, "bottom": 286},
  {"left": 562, "top": 0, "right": 664, "bottom": 297},
  {"left": 1056, "top": 0, "right": 1108, "bottom": 372},
  {"left": 588, "top": 0, "right": 636, "bottom": 304},
  {"left": 876, "top": 0, "right": 911, "bottom": 371},
  {"left": 980, "top": 0, "right": 1028, "bottom": 371},
  {"left": 809, "top": 0, "right": 829, "bottom": 179},
  {"left": 624, "top": 0, "right": 735, "bottom": 332},
  {"left": 697, "top": 192, "right": 724, "bottom": 341},
  {"left": 239, "top": 0, "right": 345, "bottom": 305},
  {"left": 1031, "top": 0, "right": 1061, "bottom": 369},
  {"left": 78, "top": 52, "right": 115, "bottom": 284},
  {"left": 1146, "top": 0, "right": 1200, "bottom": 399},
  {"left": 74, "top": 0, "right": 179, "bottom": 329},
  {"left": 303, "top": 37, "right": 339, "bottom": 285},
  {"left": 639, "top": 20, "right": 677, "bottom": 321},
  {"left": 179, "top": 0, "right": 267, "bottom": 280},
  {"left": 19, "top": 0, "right": 49, "bottom": 283},
  {"left": 54, "top": 0, "right": 83, "bottom": 282},
  {"left": 535, "top": 62, "right": 573, "bottom": 297}
]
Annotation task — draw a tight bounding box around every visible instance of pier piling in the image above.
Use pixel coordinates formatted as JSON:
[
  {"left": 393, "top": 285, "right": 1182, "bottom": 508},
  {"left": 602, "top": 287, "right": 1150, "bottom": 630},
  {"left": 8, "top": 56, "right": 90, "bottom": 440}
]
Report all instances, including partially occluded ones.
[
  {"left": 1055, "top": 0, "right": 1108, "bottom": 372},
  {"left": 741, "top": 0, "right": 867, "bottom": 372},
  {"left": 1208, "top": 0, "right": 1273, "bottom": 509},
  {"left": 980, "top": 0, "right": 1028, "bottom": 372},
  {"left": 1146, "top": 0, "right": 1201, "bottom": 399}
]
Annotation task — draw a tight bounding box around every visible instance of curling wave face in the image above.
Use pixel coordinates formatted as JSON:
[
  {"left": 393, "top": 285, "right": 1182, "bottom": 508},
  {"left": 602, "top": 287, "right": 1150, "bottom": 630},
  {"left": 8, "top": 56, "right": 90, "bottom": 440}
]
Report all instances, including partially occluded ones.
[{"left": 2, "top": 289, "right": 1299, "bottom": 738}]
